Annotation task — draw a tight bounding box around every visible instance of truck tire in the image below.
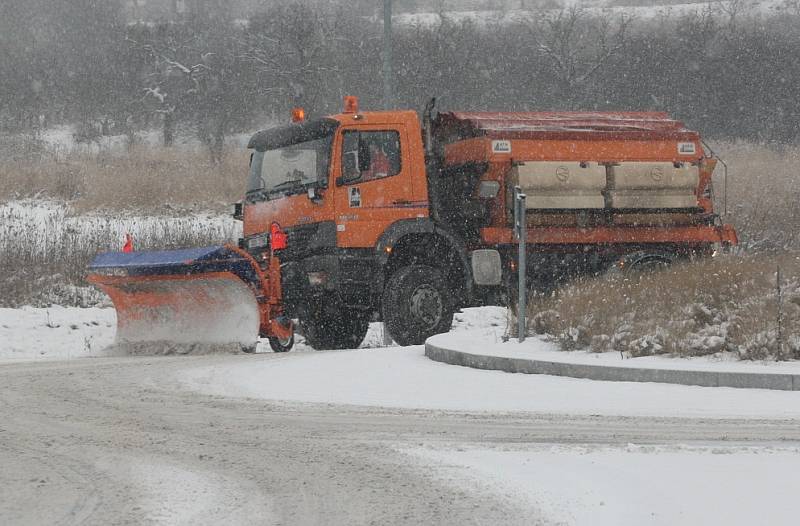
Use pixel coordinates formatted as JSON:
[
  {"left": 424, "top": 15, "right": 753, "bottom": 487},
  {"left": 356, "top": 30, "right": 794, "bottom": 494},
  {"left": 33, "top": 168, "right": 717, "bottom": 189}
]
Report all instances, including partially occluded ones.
[
  {"left": 268, "top": 334, "right": 294, "bottom": 353},
  {"left": 300, "top": 310, "right": 369, "bottom": 350},
  {"left": 383, "top": 265, "right": 454, "bottom": 346},
  {"left": 618, "top": 251, "right": 675, "bottom": 273}
]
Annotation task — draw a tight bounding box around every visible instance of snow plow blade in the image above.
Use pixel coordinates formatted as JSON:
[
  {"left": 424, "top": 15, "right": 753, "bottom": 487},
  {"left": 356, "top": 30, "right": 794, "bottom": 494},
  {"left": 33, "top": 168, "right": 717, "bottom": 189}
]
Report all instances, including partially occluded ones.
[{"left": 87, "top": 245, "right": 276, "bottom": 347}]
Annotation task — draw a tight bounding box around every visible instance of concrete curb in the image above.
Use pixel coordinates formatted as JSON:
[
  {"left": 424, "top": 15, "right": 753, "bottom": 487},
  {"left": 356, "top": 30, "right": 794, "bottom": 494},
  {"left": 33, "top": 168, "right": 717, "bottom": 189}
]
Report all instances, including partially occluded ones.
[{"left": 424, "top": 341, "right": 800, "bottom": 391}]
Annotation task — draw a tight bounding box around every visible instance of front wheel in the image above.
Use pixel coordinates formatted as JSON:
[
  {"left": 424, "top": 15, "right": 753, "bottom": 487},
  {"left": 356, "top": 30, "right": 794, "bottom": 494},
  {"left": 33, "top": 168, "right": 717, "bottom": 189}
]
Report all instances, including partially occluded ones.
[
  {"left": 300, "top": 306, "right": 369, "bottom": 350},
  {"left": 268, "top": 333, "right": 294, "bottom": 353},
  {"left": 382, "top": 265, "right": 454, "bottom": 346}
]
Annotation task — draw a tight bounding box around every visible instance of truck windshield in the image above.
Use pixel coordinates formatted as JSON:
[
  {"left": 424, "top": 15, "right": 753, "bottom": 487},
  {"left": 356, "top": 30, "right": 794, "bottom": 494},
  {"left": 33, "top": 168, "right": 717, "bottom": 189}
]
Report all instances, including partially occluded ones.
[{"left": 248, "top": 135, "right": 333, "bottom": 198}]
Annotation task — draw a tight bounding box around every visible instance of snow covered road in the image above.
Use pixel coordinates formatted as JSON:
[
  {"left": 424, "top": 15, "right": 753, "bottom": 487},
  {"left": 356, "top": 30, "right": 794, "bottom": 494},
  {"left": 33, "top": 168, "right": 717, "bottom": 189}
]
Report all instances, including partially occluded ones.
[
  {"left": 178, "top": 345, "right": 800, "bottom": 419},
  {"left": 3, "top": 305, "right": 800, "bottom": 524},
  {"left": 2, "top": 353, "right": 800, "bottom": 525}
]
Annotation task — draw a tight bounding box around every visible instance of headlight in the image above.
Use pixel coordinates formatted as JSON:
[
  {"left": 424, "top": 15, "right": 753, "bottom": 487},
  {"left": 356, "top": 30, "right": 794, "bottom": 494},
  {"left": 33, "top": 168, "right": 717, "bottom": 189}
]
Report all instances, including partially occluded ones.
[{"left": 247, "top": 233, "right": 269, "bottom": 250}]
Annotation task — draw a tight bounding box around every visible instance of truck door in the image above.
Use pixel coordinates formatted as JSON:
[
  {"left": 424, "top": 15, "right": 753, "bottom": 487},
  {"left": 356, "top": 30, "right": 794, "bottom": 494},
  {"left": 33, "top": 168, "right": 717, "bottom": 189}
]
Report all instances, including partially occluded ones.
[{"left": 333, "top": 125, "right": 426, "bottom": 248}]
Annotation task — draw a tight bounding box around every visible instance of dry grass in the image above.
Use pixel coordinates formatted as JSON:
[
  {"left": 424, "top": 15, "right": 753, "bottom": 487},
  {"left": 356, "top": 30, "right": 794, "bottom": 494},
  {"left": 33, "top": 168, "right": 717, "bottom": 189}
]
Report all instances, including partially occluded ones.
[
  {"left": 713, "top": 142, "right": 800, "bottom": 250},
  {"left": 527, "top": 253, "right": 800, "bottom": 360},
  {"left": 0, "top": 144, "right": 248, "bottom": 213}
]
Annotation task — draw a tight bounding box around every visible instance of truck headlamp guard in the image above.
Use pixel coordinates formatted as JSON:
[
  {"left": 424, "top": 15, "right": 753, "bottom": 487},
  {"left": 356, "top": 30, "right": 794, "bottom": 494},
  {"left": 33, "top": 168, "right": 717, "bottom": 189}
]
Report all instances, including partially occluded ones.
[{"left": 247, "top": 233, "right": 269, "bottom": 250}]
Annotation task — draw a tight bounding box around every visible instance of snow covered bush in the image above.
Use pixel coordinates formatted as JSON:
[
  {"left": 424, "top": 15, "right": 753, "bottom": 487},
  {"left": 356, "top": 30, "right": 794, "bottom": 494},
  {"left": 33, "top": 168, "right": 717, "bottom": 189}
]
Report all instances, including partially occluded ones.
[{"left": 528, "top": 253, "right": 800, "bottom": 361}]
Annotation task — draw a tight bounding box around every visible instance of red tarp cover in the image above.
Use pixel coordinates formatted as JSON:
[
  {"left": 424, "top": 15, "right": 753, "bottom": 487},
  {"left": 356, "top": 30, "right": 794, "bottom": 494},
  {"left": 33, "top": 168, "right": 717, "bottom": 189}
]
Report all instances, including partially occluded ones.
[{"left": 437, "top": 111, "right": 698, "bottom": 140}]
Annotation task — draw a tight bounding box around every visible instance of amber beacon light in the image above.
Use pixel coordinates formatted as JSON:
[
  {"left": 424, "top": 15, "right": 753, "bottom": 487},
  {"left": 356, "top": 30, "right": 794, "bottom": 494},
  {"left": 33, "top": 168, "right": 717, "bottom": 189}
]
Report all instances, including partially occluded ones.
[
  {"left": 343, "top": 95, "right": 359, "bottom": 114},
  {"left": 291, "top": 107, "right": 305, "bottom": 123}
]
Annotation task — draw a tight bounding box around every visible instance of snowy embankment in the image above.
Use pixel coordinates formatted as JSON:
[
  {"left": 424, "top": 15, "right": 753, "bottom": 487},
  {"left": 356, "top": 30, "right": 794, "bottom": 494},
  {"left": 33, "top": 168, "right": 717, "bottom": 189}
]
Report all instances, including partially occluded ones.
[{"left": 405, "top": 444, "right": 800, "bottom": 526}]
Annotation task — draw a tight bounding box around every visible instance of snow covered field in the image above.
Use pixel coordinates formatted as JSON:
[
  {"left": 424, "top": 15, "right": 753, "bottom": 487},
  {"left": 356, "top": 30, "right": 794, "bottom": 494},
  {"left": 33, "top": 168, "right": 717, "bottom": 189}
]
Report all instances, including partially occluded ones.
[{"left": 406, "top": 444, "right": 800, "bottom": 526}]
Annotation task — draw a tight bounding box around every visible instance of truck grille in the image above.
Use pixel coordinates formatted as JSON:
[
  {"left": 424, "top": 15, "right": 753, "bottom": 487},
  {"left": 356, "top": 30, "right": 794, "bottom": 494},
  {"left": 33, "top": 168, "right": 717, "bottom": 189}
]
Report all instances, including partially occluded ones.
[{"left": 278, "top": 221, "right": 336, "bottom": 260}]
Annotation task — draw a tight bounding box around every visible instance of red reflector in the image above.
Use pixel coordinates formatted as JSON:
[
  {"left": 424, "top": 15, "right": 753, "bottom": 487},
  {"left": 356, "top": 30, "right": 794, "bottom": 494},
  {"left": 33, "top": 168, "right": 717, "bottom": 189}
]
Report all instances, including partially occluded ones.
[
  {"left": 270, "top": 223, "right": 288, "bottom": 251},
  {"left": 122, "top": 233, "right": 134, "bottom": 253}
]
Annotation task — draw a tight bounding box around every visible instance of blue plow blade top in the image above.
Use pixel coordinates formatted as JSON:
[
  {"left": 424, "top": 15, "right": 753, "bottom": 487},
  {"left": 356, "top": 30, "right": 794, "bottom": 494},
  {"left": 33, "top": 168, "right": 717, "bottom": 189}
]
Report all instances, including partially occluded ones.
[
  {"left": 88, "top": 246, "right": 227, "bottom": 270},
  {"left": 87, "top": 246, "right": 260, "bottom": 285}
]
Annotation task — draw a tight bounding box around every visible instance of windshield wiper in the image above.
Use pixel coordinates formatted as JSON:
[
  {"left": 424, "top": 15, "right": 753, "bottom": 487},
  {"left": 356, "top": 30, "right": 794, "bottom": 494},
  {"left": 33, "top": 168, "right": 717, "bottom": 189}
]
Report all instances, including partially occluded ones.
[
  {"left": 269, "top": 178, "right": 304, "bottom": 193},
  {"left": 267, "top": 178, "right": 318, "bottom": 198}
]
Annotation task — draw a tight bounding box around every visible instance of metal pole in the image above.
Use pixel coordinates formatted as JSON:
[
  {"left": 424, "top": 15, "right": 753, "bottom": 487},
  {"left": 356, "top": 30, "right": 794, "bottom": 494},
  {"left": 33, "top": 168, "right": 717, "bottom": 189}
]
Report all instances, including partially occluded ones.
[
  {"left": 777, "top": 265, "right": 783, "bottom": 355},
  {"left": 514, "top": 187, "right": 527, "bottom": 343},
  {"left": 382, "top": 0, "right": 393, "bottom": 109}
]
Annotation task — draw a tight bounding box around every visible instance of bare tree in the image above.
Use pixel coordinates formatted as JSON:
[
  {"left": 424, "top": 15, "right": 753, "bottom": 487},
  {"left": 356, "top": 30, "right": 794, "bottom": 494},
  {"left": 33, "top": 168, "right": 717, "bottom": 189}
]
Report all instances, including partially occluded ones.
[
  {"left": 526, "top": 7, "right": 632, "bottom": 108},
  {"left": 240, "top": 3, "right": 353, "bottom": 114}
]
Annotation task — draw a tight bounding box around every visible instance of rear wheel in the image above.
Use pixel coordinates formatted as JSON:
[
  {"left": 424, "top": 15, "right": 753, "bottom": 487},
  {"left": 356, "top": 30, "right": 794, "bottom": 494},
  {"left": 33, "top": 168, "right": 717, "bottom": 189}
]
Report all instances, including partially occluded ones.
[
  {"left": 300, "top": 304, "right": 369, "bottom": 350},
  {"left": 382, "top": 265, "right": 454, "bottom": 346},
  {"left": 621, "top": 251, "right": 675, "bottom": 273}
]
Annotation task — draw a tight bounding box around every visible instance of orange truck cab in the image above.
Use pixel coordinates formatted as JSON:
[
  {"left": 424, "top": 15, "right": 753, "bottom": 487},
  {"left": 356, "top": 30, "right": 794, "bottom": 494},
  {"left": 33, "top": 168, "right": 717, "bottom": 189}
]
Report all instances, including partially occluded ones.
[{"left": 238, "top": 98, "right": 736, "bottom": 349}]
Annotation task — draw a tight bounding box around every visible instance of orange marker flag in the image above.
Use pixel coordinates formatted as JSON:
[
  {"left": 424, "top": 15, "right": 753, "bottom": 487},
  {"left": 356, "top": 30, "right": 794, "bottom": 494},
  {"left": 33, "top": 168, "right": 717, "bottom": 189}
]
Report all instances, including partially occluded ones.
[{"left": 122, "top": 233, "right": 134, "bottom": 253}]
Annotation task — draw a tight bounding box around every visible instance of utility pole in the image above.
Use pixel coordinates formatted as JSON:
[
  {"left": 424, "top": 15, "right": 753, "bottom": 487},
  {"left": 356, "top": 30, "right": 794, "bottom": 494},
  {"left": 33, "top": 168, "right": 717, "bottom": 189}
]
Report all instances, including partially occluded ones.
[{"left": 383, "top": 0, "right": 393, "bottom": 109}]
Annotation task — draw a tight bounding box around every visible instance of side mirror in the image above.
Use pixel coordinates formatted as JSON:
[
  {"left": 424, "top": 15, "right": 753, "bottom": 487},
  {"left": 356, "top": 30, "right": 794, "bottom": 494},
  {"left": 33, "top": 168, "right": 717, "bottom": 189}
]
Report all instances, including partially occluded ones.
[
  {"left": 358, "top": 140, "right": 371, "bottom": 173},
  {"left": 339, "top": 150, "right": 361, "bottom": 185},
  {"left": 307, "top": 186, "right": 323, "bottom": 202}
]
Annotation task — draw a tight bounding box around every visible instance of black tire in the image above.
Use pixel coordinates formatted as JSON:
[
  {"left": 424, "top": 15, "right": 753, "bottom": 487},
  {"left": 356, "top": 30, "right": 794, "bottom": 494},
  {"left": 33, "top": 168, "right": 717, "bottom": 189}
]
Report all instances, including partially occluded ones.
[
  {"left": 268, "top": 333, "right": 294, "bottom": 353},
  {"left": 382, "top": 265, "right": 454, "bottom": 346},
  {"left": 240, "top": 342, "right": 258, "bottom": 354},
  {"left": 621, "top": 251, "right": 675, "bottom": 273},
  {"left": 300, "top": 309, "right": 369, "bottom": 350}
]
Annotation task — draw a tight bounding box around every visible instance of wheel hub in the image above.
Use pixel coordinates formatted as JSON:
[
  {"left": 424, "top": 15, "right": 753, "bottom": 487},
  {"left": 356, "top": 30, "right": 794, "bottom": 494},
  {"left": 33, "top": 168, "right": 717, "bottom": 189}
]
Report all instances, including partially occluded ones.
[{"left": 409, "top": 285, "right": 443, "bottom": 329}]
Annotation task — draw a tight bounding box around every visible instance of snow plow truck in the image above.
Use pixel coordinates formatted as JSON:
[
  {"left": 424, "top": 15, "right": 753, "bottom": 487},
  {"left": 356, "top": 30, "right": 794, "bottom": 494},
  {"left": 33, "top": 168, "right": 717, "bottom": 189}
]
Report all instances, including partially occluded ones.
[{"left": 87, "top": 97, "right": 737, "bottom": 352}]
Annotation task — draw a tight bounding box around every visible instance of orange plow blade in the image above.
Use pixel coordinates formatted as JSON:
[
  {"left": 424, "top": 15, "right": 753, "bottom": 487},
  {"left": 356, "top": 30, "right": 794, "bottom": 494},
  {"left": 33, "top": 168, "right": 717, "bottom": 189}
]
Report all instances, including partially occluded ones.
[{"left": 87, "top": 246, "right": 263, "bottom": 347}]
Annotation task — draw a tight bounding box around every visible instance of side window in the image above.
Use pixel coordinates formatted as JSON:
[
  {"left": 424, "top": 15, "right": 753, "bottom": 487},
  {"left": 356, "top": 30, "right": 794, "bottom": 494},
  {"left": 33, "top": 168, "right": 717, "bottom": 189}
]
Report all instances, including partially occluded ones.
[{"left": 341, "top": 130, "right": 401, "bottom": 184}]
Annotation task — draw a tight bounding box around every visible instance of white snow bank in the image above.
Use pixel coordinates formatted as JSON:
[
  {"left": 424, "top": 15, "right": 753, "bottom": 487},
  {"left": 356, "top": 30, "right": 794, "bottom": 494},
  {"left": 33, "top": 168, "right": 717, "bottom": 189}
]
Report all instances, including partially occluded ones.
[
  {"left": 0, "top": 306, "right": 116, "bottom": 361},
  {"left": 431, "top": 329, "right": 800, "bottom": 374},
  {"left": 407, "top": 444, "right": 800, "bottom": 526},
  {"left": 178, "top": 341, "right": 800, "bottom": 418}
]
